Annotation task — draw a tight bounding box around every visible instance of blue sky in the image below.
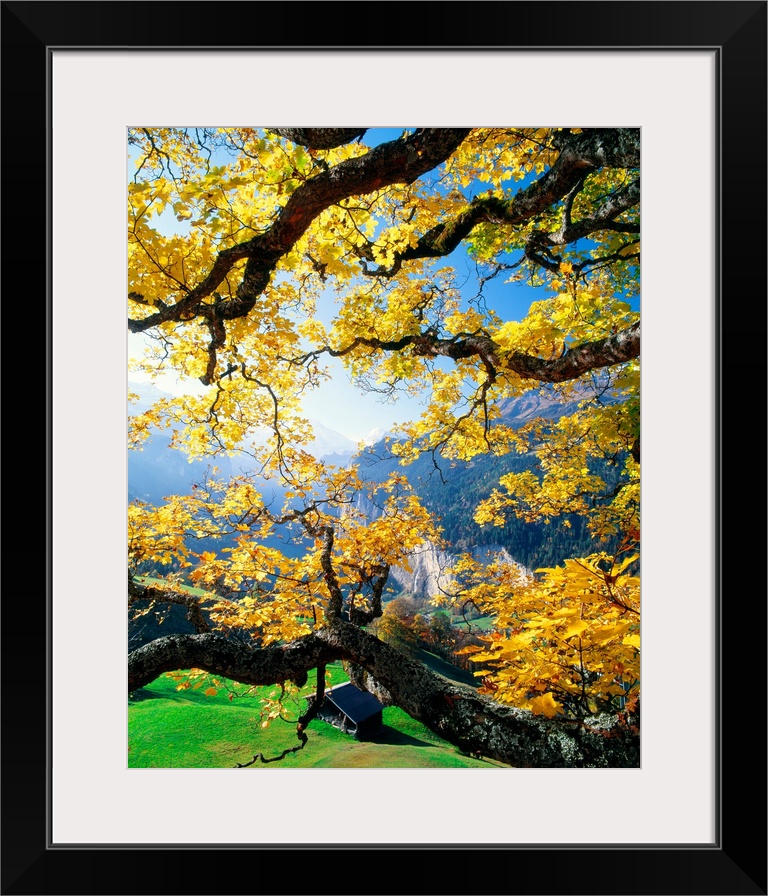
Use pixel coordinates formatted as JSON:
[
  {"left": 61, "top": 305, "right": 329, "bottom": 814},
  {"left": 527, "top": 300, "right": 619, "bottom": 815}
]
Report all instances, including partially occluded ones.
[
  {"left": 128, "top": 248, "right": 540, "bottom": 444},
  {"left": 297, "top": 247, "right": 539, "bottom": 443}
]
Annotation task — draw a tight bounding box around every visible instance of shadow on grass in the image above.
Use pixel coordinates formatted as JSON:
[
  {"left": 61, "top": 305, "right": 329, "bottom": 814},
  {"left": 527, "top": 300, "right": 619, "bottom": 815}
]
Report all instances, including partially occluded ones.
[
  {"left": 413, "top": 648, "right": 478, "bottom": 689},
  {"left": 129, "top": 688, "right": 162, "bottom": 703},
  {"left": 129, "top": 684, "right": 264, "bottom": 707},
  {"left": 128, "top": 688, "right": 224, "bottom": 706},
  {"left": 365, "top": 725, "right": 434, "bottom": 748}
]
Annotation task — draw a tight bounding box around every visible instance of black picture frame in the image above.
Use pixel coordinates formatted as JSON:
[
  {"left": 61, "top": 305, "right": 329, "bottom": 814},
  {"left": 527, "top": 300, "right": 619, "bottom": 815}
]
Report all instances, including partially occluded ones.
[{"left": 5, "top": 2, "right": 766, "bottom": 894}]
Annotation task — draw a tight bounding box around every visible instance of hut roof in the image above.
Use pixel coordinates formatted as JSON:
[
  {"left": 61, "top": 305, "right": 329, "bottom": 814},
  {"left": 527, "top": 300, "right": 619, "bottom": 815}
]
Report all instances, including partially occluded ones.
[{"left": 323, "top": 682, "right": 384, "bottom": 724}]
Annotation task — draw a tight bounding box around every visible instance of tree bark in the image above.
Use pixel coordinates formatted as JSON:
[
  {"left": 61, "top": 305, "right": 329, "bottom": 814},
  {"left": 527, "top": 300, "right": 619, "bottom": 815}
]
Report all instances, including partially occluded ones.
[
  {"left": 128, "top": 128, "right": 471, "bottom": 335},
  {"left": 128, "top": 622, "right": 639, "bottom": 768},
  {"left": 324, "top": 320, "right": 640, "bottom": 384},
  {"left": 359, "top": 128, "right": 640, "bottom": 276},
  {"left": 128, "top": 128, "right": 639, "bottom": 335},
  {"left": 268, "top": 128, "right": 368, "bottom": 149}
]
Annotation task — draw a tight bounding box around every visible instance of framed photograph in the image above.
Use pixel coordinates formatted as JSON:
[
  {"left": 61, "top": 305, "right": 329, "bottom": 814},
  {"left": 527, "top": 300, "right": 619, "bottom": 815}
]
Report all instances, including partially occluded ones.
[{"left": 7, "top": 1, "right": 765, "bottom": 893}]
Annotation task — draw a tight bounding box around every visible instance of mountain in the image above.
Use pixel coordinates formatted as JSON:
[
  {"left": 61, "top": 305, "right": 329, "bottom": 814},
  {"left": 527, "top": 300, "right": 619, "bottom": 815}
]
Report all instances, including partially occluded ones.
[
  {"left": 128, "top": 382, "right": 359, "bottom": 503},
  {"left": 128, "top": 381, "right": 621, "bottom": 593},
  {"left": 388, "top": 541, "right": 529, "bottom": 598},
  {"left": 494, "top": 388, "right": 583, "bottom": 425},
  {"left": 351, "top": 386, "right": 622, "bottom": 579},
  {"left": 361, "top": 426, "right": 396, "bottom": 446},
  {"left": 306, "top": 420, "right": 358, "bottom": 465}
]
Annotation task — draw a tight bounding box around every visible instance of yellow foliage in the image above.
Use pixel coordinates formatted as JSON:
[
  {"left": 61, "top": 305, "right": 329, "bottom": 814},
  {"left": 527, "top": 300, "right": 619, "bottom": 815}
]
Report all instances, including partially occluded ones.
[
  {"left": 530, "top": 692, "right": 561, "bottom": 718},
  {"left": 128, "top": 127, "right": 641, "bottom": 722},
  {"left": 448, "top": 550, "right": 639, "bottom": 717}
]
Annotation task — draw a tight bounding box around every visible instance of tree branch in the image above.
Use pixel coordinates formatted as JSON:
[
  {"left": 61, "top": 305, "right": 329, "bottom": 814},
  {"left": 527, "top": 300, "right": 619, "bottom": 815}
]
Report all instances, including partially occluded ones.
[
  {"left": 128, "top": 128, "right": 471, "bottom": 335},
  {"left": 128, "top": 579, "right": 212, "bottom": 634},
  {"left": 128, "top": 624, "right": 639, "bottom": 768},
  {"left": 311, "top": 320, "right": 639, "bottom": 386},
  {"left": 128, "top": 632, "right": 340, "bottom": 693},
  {"left": 360, "top": 128, "right": 640, "bottom": 277},
  {"left": 268, "top": 128, "right": 368, "bottom": 150},
  {"left": 506, "top": 319, "right": 640, "bottom": 383},
  {"left": 233, "top": 663, "right": 328, "bottom": 767}
]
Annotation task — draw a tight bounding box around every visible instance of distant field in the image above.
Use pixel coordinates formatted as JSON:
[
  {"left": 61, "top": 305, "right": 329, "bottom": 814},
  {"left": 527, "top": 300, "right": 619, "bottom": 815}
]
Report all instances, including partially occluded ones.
[
  {"left": 133, "top": 575, "right": 211, "bottom": 597},
  {"left": 129, "top": 661, "right": 507, "bottom": 769},
  {"left": 450, "top": 614, "right": 496, "bottom": 631}
]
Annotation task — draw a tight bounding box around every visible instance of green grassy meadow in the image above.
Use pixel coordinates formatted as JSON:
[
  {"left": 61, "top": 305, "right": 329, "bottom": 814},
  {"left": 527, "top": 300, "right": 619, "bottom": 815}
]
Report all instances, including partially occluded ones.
[
  {"left": 451, "top": 614, "right": 496, "bottom": 631},
  {"left": 129, "top": 659, "right": 507, "bottom": 769},
  {"left": 130, "top": 577, "right": 503, "bottom": 768}
]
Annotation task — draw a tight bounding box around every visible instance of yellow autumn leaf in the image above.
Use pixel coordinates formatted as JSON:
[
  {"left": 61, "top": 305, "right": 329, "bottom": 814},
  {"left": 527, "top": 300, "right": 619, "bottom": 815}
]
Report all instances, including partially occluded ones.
[
  {"left": 590, "top": 622, "right": 633, "bottom": 645},
  {"left": 530, "top": 693, "right": 561, "bottom": 718},
  {"left": 563, "top": 620, "right": 589, "bottom": 639}
]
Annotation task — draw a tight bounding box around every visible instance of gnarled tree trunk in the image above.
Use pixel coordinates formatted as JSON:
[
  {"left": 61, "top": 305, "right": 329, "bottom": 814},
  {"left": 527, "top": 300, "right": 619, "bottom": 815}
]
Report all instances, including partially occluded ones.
[{"left": 128, "top": 621, "right": 639, "bottom": 769}]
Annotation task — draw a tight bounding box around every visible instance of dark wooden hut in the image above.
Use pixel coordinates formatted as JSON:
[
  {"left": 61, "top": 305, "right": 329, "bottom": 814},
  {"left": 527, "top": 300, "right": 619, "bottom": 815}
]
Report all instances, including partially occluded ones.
[{"left": 312, "top": 681, "right": 384, "bottom": 740}]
